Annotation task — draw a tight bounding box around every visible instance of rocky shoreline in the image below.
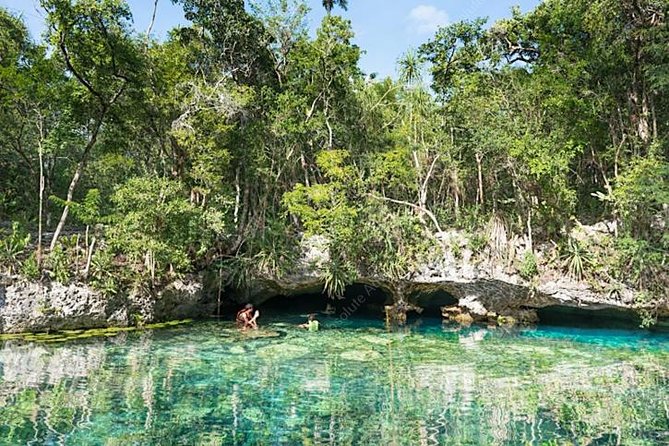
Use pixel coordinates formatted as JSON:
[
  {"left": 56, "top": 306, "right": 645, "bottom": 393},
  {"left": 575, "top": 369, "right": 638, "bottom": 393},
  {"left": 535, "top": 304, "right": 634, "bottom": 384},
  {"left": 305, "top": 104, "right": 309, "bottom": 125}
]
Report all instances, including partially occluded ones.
[
  {"left": 0, "top": 274, "right": 212, "bottom": 334},
  {"left": 235, "top": 232, "right": 668, "bottom": 328},
  {"left": 237, "top": 270, "right": 663, "bottom": 329},
  {"left": 1, "top": 230, "right": 667, "bottom": 334}
]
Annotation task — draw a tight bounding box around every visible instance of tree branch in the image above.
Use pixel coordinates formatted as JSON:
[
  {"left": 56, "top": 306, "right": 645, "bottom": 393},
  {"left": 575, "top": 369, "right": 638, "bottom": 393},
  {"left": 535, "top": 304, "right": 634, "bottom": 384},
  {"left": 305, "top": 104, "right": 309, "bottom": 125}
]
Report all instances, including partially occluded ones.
[
  {"left": 58, "top": 32, "right": 104, "bottom": 104},
  {"left": 146, "top": 0, "right": 159, "bottom": 37},
  {"left": 368, "top": 193, "right": 443, "bottom": 233}
]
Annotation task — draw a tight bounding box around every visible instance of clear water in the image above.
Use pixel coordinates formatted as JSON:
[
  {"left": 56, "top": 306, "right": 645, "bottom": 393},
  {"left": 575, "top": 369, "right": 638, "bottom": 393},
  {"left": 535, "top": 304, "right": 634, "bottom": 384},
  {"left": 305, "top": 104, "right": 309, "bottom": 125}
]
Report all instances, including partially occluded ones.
[{"left": 0, "top": 315, "right": 668, "bottom": 445}]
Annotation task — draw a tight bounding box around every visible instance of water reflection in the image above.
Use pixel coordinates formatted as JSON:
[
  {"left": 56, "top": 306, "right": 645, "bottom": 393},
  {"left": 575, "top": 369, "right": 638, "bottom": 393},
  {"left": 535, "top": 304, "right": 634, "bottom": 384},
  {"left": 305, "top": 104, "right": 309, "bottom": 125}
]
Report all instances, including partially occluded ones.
[{"left": 0, "top": 319, "right": 667, "bottom": 445}]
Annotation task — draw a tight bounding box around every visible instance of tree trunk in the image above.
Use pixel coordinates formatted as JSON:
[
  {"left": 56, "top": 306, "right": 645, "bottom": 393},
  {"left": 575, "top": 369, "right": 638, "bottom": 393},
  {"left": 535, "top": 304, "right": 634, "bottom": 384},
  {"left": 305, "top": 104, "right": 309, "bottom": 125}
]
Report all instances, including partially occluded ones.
[
  {"left": 50, "top": 117, "right": 103, "bottom": 250},
  {"left": 83, "top": 236, "right": 96, "bottom": 278},
  {"left": 234, "top": 167, "right": 241, "bottom": 225},
  {"left": 50, "top": 164, "right": 83, "bottom": 251},
  {"left": 476, "top": 152, "right": 484, "bottom": 207},
  {"left": 637, "top": 91, "right": 651, "bottom": 145},
  {"left": 526, "top": 208, "right": 533, "bottom": 253},
  {"left": 37, "top": 140, "right": 45, "bottom": 267},
  {"left": 217, "top": 266, "right": 223, "bottom": 318},
  {"left": 302, "top": 147, "right": 311, "bottom": 187},
  {"left": 450, "top": 168, "right": 461, "bottom": 218}
]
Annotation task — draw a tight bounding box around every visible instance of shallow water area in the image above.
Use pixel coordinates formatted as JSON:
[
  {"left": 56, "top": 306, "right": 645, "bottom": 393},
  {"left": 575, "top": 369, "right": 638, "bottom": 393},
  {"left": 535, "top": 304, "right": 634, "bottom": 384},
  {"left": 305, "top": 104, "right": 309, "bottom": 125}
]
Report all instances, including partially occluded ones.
[{"left": 0, "top": 315, "right": 667, "bottom": 445}]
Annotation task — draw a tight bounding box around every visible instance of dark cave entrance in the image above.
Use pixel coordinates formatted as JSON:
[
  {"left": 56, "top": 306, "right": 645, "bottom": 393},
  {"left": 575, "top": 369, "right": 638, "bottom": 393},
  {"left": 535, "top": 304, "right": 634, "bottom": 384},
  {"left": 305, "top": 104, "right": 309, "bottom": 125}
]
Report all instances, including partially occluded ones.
[
  {"left": 537, "top": 305, "right": 642, "bottom": 328},
  {"left": 408, "top": 289, "right": 458, "bottom": 318},
  {"left": 260, "top": 282, "right": 394, "bottom": 319}
]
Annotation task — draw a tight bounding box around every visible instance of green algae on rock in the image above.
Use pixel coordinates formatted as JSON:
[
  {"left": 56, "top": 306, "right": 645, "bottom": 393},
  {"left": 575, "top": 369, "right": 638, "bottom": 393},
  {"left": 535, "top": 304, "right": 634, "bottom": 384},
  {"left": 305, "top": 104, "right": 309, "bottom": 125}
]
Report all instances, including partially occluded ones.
[{"left": 0, "top": 319, "right": 193, "bottom": 343}]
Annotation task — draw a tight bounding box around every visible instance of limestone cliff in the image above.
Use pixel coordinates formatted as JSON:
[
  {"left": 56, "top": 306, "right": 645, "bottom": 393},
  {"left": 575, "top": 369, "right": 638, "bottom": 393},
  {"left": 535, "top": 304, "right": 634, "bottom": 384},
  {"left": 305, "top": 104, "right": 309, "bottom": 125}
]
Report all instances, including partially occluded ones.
[
  {"left": 1, "top": 226, "right": 666, "bottom": 333},
  {"left": 235, "top": 231, "right": 668, "bottom": 326},
  {"left": 0, "top": 274, "right": 212, "bottom": 334}
]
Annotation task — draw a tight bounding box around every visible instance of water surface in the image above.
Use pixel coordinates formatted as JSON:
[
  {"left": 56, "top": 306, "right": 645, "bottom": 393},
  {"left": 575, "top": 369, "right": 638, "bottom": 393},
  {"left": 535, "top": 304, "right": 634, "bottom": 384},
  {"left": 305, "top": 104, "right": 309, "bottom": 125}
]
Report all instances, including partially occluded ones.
[{"left": 0, "top": 315, "right": 667, "bottom": 445}]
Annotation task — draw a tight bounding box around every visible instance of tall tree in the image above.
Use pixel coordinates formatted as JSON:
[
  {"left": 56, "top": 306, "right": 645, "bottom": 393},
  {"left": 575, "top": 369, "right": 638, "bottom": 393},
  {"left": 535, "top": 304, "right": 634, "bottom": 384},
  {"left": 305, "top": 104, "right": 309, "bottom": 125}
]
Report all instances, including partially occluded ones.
[
  {"left": 41, "top": 0, "right": 142, "bottom": 250},
  {"left": 172, "top": 0, "right": 276, "bottom": 85}
]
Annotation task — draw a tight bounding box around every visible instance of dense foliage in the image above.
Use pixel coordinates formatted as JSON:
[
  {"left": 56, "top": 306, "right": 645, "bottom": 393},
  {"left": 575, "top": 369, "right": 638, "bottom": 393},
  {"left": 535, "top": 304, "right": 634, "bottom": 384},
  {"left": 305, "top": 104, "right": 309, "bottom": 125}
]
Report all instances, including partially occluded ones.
[{"left": 0, "top": 0, "right": 667, "bottom": 318}]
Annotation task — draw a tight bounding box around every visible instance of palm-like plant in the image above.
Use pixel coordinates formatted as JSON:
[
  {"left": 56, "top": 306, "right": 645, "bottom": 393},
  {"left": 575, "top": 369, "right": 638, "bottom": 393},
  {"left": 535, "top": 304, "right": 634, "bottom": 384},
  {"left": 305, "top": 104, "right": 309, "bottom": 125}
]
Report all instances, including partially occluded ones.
[
  {"left": 322, "top": 0, "right": 348, "bottom": 14},
  {"left": 398, "top": 49, "right": 422, "bottom": 87},
  {"left": 322, "top": 258, "right": 354, "bottom": 298},
  {"left": 561, "top": 237, "right": 591, "bottom": 281},
  {"left": 0, "top": 222, "right": 31, "bottom": 274}
]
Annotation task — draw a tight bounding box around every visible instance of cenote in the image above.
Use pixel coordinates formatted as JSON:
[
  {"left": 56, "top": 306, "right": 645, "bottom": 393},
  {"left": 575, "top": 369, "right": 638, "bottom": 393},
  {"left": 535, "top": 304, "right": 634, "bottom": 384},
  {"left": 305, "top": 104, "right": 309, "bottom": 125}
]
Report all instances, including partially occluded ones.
[{"left": 0, "top": 313, "right": 668, "bottom": 446}]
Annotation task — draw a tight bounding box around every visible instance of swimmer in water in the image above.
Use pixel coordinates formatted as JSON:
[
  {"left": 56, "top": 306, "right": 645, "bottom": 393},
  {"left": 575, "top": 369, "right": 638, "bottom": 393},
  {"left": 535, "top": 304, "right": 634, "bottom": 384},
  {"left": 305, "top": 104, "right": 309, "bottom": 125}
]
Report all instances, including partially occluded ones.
[{"left": 236, "top": 304, "right": 259, "bottom": 330}]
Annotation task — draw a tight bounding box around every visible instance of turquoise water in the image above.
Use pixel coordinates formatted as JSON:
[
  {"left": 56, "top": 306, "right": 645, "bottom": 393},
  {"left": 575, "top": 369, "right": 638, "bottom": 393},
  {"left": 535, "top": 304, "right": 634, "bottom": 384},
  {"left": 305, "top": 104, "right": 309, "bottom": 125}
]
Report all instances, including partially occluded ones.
[{"left": 0, "top": 315, "right": 667, "bottom": 445}]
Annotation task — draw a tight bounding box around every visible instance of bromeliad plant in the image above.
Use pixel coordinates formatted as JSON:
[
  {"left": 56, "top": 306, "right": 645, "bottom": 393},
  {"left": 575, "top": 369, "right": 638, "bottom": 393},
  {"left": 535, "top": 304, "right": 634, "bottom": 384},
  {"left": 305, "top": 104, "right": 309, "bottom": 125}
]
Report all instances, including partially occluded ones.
[{"left": 560, "top": 237, "right": 591, "bottom": 281}]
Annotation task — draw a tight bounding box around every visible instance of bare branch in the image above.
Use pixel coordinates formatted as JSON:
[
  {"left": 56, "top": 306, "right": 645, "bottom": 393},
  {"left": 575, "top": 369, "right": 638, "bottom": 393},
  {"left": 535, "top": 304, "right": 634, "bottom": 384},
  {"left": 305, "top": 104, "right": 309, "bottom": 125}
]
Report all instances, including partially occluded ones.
[
  {"left": 146, "top": 0, "right": 159, "bottom": 37},
  {"left": 368, "top": 193, "right": 443, "bottom": 233}
]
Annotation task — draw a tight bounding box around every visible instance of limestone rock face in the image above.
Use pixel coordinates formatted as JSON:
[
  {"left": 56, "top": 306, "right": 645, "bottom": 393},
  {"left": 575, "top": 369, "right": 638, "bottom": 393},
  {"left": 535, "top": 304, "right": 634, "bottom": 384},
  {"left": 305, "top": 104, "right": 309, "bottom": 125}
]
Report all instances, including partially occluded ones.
[
  {"left": 536, "top": 278, "right": 634, "bottom": 310},
  {"left": 0, "top": 274, "right": 208, "bottom": 334},
  {"left": 237, "top": 233, "right": 664, "bottom": 325},
  {"left": 129, "top": 278, "right": 213, "bottom": 322},
  {"left": 2, "top": 226, "right": 665, "bottom": 333},
  {"left": 0, "top": 277, "right": 115, "bottom": 333}
]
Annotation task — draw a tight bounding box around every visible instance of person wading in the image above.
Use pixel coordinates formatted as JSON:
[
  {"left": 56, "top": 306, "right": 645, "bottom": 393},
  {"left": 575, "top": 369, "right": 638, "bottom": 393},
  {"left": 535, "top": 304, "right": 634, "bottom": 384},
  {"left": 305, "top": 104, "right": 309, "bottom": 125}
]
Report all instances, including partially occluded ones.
[
  {"left": 299, "top": 313, "right": 320, "bottom": 332},
  {"left": 236, "top": 304, "right": 260, "bottom": 330}
]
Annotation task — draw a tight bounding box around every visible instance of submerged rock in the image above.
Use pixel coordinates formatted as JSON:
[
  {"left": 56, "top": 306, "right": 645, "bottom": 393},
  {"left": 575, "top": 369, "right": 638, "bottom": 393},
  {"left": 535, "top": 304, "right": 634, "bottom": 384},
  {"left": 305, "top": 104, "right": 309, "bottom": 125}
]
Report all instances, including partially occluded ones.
[
  {"left": 340, "top": 349, "right": 382, "bottom": 362},
  {"left": 256, "top": 343, "right": 309, "bottom": 360},
  {"left": 229, "top": 346, "right": 246, "bottom": 355},
  {"left": 453, "top": 312, "right": 474, "bottom": 326},
  {"left": 361, "top": 334, "right": 393, "bottom": 346},
  {"left": 242, "top": 407, "right": 264, "bottom": 423}
]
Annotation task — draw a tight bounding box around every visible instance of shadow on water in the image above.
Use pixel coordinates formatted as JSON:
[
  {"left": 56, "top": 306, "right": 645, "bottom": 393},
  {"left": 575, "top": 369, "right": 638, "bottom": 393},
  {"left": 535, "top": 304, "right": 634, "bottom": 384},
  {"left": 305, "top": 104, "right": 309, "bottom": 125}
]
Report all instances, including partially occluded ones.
[{"left": 409, "top": 289, "right": 458, "bottom": 318}]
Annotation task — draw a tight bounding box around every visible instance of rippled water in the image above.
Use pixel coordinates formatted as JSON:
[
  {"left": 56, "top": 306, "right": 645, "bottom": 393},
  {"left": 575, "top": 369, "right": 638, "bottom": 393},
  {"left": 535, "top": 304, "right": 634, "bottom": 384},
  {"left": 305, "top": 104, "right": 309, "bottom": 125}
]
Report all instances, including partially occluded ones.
[{"left": 0, "top": 315, "right": 667, "bottom": 445}]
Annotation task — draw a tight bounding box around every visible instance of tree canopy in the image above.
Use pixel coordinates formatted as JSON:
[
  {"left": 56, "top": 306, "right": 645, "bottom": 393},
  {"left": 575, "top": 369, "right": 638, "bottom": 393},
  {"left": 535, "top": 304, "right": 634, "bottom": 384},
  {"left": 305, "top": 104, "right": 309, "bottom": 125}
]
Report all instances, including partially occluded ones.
[{"left": 0, "top": 0, "right": 666, "bottom": 319}]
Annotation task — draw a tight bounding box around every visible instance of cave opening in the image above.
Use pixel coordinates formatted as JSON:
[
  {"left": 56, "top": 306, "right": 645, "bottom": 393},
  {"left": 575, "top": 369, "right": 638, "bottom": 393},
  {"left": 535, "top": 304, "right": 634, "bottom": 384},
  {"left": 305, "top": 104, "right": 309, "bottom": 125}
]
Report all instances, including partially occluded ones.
[
  {"left": 537, "top": 306, "right": 642, "bottom": 328},
  {"left": 260, "top": 282, "right": 394, "bottom": 319},
  {"left": 408, "top": 289, "right": 458, "bottom": 318}
]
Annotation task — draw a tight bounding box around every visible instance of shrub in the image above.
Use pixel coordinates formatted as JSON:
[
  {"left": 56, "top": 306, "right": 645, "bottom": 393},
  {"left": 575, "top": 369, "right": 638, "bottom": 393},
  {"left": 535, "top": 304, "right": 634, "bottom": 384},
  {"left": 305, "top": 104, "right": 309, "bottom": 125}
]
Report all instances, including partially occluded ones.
[
  {"left": 467, "top": 232, "right": 488, "bottom": 255},
  {"left": 47, "top": 245, "right": 71, "bottom": 284},
  {"left": 613, "top": 236, "right": 666, "bottom": 290},
  {"left": 613, "top": 155, "right": 669, "bottom": 241},
  {"left": 519, "top": 251, "right": 538, "bottom": 280},
  {"left": 21, "top": 253, "right": 40, "bottom": 280},
  {"left": 0, "top": 222, "right": 31, "bottom": 274},
  {"left": 107, "top": 176, "right": 227, "bottom": 283}
]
